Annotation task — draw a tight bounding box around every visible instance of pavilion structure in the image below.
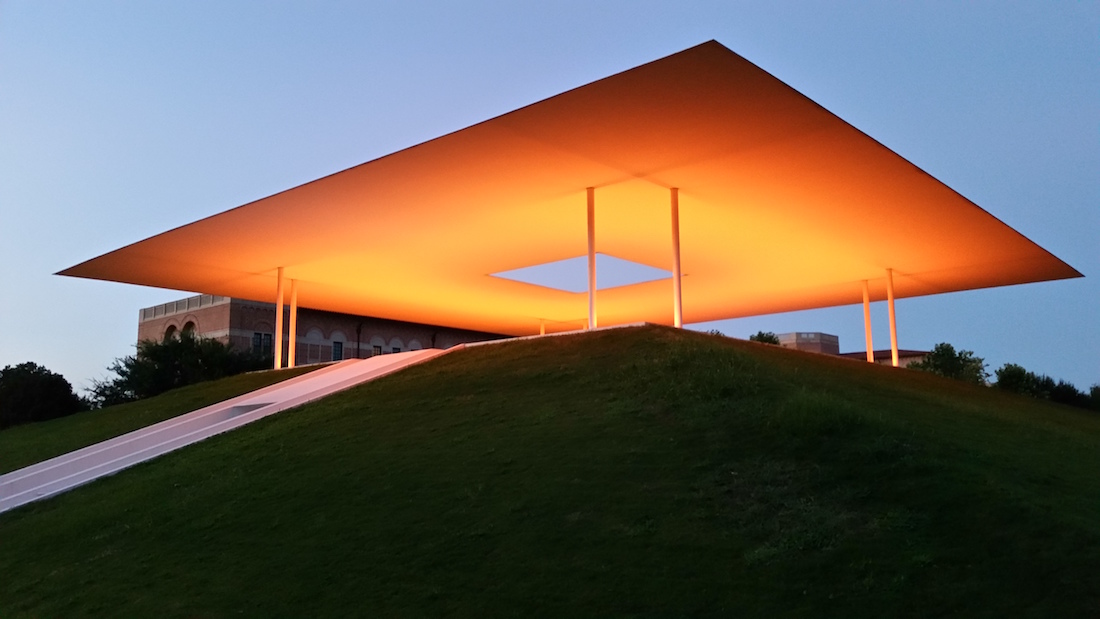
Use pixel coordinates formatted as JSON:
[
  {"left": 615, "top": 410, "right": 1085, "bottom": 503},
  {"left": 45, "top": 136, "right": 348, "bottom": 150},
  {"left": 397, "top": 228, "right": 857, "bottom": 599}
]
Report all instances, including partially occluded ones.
[{"left": 59, "top": 41, "right": 1081, "bottom": 369}]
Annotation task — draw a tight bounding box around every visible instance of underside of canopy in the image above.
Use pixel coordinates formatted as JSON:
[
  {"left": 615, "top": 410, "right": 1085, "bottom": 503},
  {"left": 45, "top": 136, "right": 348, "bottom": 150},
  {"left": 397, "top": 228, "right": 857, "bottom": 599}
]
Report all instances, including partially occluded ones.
[{"left": 59, "top": 41, "right": 1081, "bottom": 335}]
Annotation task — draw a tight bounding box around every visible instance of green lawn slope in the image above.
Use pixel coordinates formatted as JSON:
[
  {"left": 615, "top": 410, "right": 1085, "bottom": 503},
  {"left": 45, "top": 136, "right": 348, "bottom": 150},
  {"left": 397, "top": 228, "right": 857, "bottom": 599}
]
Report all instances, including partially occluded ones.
[
  {"left": 2, "top": 326, "right": 1098, "bottom": 617},
  {"left": 0, "top": 364, "right": 318, "bottom": 474}
]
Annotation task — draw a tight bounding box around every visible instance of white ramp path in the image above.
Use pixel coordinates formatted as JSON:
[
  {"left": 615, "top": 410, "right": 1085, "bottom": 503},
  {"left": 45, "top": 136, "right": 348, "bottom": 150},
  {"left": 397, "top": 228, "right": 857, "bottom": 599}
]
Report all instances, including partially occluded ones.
[{"left": 0, "top": 348, "right": 454, "bottom": 514}]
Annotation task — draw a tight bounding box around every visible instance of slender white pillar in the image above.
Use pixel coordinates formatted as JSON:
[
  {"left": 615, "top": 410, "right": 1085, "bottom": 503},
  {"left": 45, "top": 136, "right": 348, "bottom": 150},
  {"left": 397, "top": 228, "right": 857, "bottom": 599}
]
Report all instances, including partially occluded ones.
[
  {"left": 273, "top": 266, "right": 285, "bottom": 370},
  {"left": 287, "top": 279, "right": 298, "bottom": 368},
  {"left": 587, "top": 187, "right": 596, "bottom": 330},
  {"left": 886, "top": 268, "right": 899, "bottom": 367},
  {"left": 862, "top": 280, "right": 874, "bottom": 363},
  {"left": 670, "top": 187, "right": 683, "bottom": 328}
]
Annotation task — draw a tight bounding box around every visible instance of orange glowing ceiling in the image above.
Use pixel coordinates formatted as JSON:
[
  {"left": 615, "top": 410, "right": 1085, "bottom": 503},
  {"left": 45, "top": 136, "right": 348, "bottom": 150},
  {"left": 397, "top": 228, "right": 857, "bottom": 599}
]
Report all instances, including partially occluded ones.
[{"left": 59, "top": 41, "right": 1080, "bottom": 335}]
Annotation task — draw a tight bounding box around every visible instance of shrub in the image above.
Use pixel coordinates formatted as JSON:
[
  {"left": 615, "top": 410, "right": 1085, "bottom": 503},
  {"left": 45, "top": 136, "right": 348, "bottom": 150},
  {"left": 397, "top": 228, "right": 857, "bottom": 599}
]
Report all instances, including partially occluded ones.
[{"left": 749, "top": 331, "right": 780, "bottom": 345}]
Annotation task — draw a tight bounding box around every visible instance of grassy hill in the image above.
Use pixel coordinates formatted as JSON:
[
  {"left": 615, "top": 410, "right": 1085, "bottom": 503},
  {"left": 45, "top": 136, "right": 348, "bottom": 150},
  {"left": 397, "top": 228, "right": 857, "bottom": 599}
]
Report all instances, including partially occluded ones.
[{"left": 1, "top": 325, "right": 1097, "bottom": 617}]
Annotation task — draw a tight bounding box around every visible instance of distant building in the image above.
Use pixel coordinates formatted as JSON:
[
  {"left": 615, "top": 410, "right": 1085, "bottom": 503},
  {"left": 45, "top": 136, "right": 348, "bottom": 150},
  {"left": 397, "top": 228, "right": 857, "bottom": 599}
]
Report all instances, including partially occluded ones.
[
  {"left": 138, "top": 294, "right": 504, "bottom": 364},
  {"left": 838, "top": 349, "right": 928, "bottom": 368},
  {"left": 778, "top": 332, "right": 840, "bottom": 355},
  {"left": 777, "top": 331, "right": 928, "bottom": 367}
]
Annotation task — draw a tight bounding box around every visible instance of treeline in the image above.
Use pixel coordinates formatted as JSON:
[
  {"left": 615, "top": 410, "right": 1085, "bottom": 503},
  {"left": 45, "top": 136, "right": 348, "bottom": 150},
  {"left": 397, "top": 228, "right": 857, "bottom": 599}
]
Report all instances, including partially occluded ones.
[
  {"left": 910, "top": 342, "right": 1099, "bottom": 411},
  {"left": 993, "top": 363, "right": 1098, "bottom": 409}
]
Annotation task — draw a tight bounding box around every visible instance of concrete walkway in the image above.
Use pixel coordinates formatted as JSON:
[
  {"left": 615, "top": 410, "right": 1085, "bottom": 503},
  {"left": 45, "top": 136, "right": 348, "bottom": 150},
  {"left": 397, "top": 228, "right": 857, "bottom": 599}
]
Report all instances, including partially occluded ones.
[{"left": 0, "top": 348, "right": 453, "bottom": 514}]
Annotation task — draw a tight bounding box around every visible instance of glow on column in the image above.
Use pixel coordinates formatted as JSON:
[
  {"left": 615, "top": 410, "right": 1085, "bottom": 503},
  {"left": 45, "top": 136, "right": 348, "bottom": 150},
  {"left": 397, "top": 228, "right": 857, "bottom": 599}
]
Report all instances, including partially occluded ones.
[
  {"left": 288, "top": 279, "right": 298, "bottom": 369},
  {"left": 273, "top": 267, "right": 285, "bottom": 370},
  {"left": 886, "top": 268, "right": 899, "bottom": 367},
  {"left": 670, "top": 187, "right": 683, "bottom": 329},
  {"left": 587, "top": 187, "right": 596, "bottom": 330},
  {"left": 862, "top": 280, "right": 873, "bottom": 363}
]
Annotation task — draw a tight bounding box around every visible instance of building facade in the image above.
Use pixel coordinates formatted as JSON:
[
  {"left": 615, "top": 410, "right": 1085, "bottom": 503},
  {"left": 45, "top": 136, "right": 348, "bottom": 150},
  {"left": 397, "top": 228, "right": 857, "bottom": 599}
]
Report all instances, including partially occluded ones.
[
  {"left": 778, "top": 332, "right": 841, "bottom": 355},
  {"left": 138, "top": 294, "right": 504, "bottom": 364}
]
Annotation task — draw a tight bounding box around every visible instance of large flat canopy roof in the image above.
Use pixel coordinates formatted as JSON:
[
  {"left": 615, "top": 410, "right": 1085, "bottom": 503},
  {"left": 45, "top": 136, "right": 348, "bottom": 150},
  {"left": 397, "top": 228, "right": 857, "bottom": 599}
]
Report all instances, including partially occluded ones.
[{"left": 61, "top": 41, "right": 1080, "bottom": 335}]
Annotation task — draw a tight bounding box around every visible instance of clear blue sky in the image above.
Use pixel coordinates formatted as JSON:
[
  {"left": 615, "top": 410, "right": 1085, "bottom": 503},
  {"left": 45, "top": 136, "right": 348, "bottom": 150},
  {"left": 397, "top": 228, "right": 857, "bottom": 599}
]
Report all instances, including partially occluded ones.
[{"left": 1, "top": 1, "right": 1096, "bottom": 392}]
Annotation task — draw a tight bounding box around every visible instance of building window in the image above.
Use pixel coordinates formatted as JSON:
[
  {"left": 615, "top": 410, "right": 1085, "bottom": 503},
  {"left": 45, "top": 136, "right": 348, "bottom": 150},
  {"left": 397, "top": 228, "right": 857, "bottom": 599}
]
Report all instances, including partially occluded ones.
[
  {"left": 252, "top": 332, "right": 273, "bottom": 357},
  {"left": 372, "top": 345, "right": 382, "bottom": 356},
  {"left": 164, "top": 325, "right": 178, "bottom": 340},
  {"left": 332, "top": 341, "right": 343, "bottom": 361},
  {"left": 392, "top": 347, "right": 401, "bottom": 354}
]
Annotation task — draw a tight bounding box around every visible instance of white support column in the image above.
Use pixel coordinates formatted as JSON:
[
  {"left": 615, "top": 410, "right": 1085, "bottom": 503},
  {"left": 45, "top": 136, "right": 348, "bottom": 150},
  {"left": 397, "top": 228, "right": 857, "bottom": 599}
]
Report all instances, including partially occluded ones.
[
  {"left": 670, "top": 187, "right": 683, "bottom": 328},
  {"left": 539, "top": 319, "right": 546, "bottom": 336},
  {"left": 862, "top": 280, "right": 874, "bottom": 363},
  {"left": 287, "top": 279, "right": 298, "bottom": 369},
  {"left": 886, "top": 268, "right": 899, "bottom": 367},
  {"left": 273, "top": 266, "right": 285, "bottom": 370},
  {"left": 587, "top": 187, "right": 597, "bottom": 330}
]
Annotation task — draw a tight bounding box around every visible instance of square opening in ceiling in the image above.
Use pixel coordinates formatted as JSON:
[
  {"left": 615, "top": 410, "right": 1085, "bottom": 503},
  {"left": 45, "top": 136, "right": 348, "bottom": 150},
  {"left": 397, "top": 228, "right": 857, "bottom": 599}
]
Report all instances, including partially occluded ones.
[{"left": 492, "top": 253, "right": 672, "bottom": 293}]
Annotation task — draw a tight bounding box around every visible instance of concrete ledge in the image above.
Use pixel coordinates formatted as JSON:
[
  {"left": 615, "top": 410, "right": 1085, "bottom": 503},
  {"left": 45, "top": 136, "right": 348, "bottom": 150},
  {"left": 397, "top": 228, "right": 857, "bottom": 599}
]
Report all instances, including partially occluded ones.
[{"left": 464, "top": 322, "right": 653, "bottom": 348}]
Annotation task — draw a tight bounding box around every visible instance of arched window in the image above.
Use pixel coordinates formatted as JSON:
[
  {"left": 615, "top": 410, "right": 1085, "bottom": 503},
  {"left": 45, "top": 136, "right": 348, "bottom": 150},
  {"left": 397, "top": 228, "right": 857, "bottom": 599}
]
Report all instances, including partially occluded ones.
[
  {"left": 408, "top": 339, "right": 423, "bottom": 351},
  {"left": 164, "top": 325, "right": 178, "bottom": 340},
  {"left": 388, "top": 338, "right": 404, "bottom": 354},
  {"left": 369, "top": 336, "right": 385, "bottom": 357},
  {"left": 182, "top": 321, "right": 196, "bottom": 335},
  {"left": 305, "top": 328, "right": 325, "bottom": 363}
]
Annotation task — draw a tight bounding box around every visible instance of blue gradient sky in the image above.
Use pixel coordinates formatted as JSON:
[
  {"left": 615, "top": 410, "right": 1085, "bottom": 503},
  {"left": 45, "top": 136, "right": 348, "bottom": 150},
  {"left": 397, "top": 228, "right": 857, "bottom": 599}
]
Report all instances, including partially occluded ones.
[{"left": 1, "top": 2, "right": 1096, "bottom": 392}]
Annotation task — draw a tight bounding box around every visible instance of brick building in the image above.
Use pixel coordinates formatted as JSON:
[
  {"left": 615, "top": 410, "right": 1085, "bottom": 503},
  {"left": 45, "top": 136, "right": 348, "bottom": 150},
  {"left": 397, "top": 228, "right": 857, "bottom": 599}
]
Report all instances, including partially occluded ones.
[{"left": 137, "top": 294, "right": 504, "bottom": 364}]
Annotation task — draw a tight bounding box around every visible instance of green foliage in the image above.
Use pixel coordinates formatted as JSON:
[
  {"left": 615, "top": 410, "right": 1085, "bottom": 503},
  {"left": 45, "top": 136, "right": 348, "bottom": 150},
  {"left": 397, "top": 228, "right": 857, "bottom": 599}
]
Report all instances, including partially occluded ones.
[
  {"left": 994, "top": 363, "right": 1095, "bottom": 410},
  {"left": 1050, "top": 380, "right": 1091, "bottom": 408},
  {"left": 0, "top": 362, "right": 86, "bottom": 429},
  {"left": 994, "top": 363, "right": 1036, "bottom": 396},
  {"left": 90, "top": 332, "right": 270, "bottom": 407},
  {"left": 908, "top": 342, "right": 988, "bottom": 384},
  {"left": 749, "top": 330, "right": 780, "bottom": 345}
]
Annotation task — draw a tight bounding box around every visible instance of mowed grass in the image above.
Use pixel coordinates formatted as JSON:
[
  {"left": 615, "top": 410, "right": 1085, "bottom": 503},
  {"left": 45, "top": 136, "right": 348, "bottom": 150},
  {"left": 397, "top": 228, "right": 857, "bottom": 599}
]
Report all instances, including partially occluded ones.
[
  {"left": 1, "top": 326, "right": 1098, "bottom": 617},
  {"left": 0, "top": 365, "right": 319, "bottom": 474}
]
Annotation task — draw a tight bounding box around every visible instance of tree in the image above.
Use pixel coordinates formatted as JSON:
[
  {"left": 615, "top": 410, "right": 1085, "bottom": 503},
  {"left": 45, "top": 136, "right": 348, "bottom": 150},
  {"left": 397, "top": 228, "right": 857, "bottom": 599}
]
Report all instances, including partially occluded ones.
[
  {"left": 994, "top": 363, "right": 1039, "bottom": 396},
  {"left": 908, "top": 342, "right": 987, "bottom": 384},
  {"left": 0, "top": 362, "right": 87, "bottom": 429},
  {"left": 90, "top": 332, "right": 269, "bottom": 406},
  {"left": 749, "top": 331, "right": 780, "bottom": 345}
]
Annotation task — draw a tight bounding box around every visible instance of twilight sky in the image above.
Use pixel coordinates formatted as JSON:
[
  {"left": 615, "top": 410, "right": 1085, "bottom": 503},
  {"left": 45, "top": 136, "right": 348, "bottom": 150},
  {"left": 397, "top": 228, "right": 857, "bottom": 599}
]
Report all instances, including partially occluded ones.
[{"left": 1, "top": 1, "right": 1096, "bottom": 392}]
